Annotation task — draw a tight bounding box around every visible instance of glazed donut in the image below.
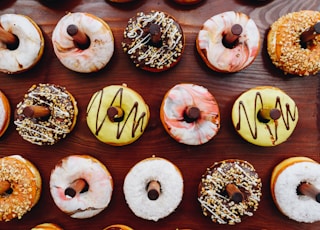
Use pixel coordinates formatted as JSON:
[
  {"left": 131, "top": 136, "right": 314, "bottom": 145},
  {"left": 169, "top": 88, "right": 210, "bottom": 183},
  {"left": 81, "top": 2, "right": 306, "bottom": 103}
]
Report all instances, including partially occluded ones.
[
  {"left": 271, "top": 156, "right": 320, "bottom": 223},
  {"left": 86, "top": 84, "right": 150, "bottom": 146},
  {"left": 0, "top": 155, "right": 41, "bottom": 222},
  {"left": 50, "top": 155, "right": 113, "bottom": 219},
  {"left": 231, "top": 86, "right": 298, "bottom": 146},
  {"left": 122, "top": 11, "right": 185, "bottom": 72},
  {"left": 123, "top": 156, "right": 184, "bottom": 221},
  {"left": 160, "top": 83, "right": 220, "bottom": 145},
  {"left": 172, "top": 0, "right": 203, "bottom": 5},
  {"left": 103, "top": 224, "right": 133, "bottom": 230},
  {"left": 52, "top": 12, "right": 114, "bottom": 73},
  {"left": 14, "top": 83, "right": 78, "bottom": 145},
  {"left": 32, "top": 223, "right": 63, "bottom": 230},
  {"left": 267, "top": 10, "right": 320, "bottom": 76},
  {"left": 0, "top": 14, "right": 44, "bottom": 74},
  {"left": 0, "top": 90, "right": 10, "bottom": 137},
  {"left": 196, "top": 11, "right": 260, "bottom": 73},
  {"left": 198, "top": 159, "right": 262, "bottom": 225}
]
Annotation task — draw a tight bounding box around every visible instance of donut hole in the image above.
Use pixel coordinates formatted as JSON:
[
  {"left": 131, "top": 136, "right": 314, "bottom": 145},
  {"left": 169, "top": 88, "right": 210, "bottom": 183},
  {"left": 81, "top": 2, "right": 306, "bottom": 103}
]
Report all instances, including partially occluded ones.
[
  {"left": 257, "top": 111, "right": 270, "bottom": 123},
  {"left": 146, "top": 180, "right": 161, "bottom": 201},
  {"left": 0, "top": 187, "right": 13, "bottom": 196},
  {"left": 64, "top": 180, "right": 89, "bottom": 198},
  {"left": 222, "top": 37, "right": 239, "bottom": 49},
  {"left": 74, "top": 35, "right": 91, "bottom": 50},
  {"left": 6, "top": 34, "right": 19, "bottom": 50}
]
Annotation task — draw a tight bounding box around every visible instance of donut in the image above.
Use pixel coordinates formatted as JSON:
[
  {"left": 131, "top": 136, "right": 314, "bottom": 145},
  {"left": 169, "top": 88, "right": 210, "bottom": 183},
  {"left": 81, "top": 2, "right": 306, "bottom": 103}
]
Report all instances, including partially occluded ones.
[
  {"left": 122, "top": 11, "right": 185, "bottom": 72},
  {"left": 198, "top": 159, "right": 262, "bottom": 225},
  {"left": 103, "top": 224, "right": 133, "bottom": 230},
  {"left": 0, "top": 155, "right": 41, "bottom": 222},
  {"left": 160, "top": 83, "right": 220, "bottom": 145},
  {"left": 231, "top": 86, "right": 298, "bottom": 146},
  {"left": 196, "top": 11, "right": 260, "bottom": 73},
  {"left": 123, "top": 156, "right": 184, "bottom": 221},
  {"left": 108, "top": 0, "right": 136, "bottom": 2},
  {"left": 14, "top": 83, "right": 78, "bottom": 145},
  {"left": 267, "top": 10, "right": 320, "bottom": 76},
  {"left": 0, "top": 90, "right": 10, "bottom": 137},
  {"left": 86, "top": 84, "right": 150, "bottom": 146},
  {"left": 271, "top": 156, "right": 320, "bottom": 223},
  {"left": 31, "top": 223, "right": 63, "bottom": 230},
  {"left": 52, "top": 12, "right": 114, "bottom": 73},
  {"left": 172, "top": 0, "right": 203, "bottom": 5},
  {"left": 50, "top": 155, "right": 113, "bottom": 219},
  {"left": 0, "top": 14, "right": 44, "bottom": 74}
]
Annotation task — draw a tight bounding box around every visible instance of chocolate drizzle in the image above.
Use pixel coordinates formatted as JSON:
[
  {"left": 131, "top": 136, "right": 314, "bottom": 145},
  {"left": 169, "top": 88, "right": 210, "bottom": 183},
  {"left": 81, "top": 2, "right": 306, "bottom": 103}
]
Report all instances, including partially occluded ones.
[
  {"left": 235, "top": 92, "right": 298, "bottom": 141},
  {"left": 87, "top": 87, "right": 147, "bottom": 139}
]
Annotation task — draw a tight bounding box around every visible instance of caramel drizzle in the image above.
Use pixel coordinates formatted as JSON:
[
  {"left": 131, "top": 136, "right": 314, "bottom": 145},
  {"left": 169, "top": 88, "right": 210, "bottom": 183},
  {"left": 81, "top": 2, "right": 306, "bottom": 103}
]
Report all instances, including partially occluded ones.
[
  {"left": 235, "top": 92, "right": 298, "bottom": 141},
  {"left": 87, "top": 87, "right": 147, "bottom": 139}
]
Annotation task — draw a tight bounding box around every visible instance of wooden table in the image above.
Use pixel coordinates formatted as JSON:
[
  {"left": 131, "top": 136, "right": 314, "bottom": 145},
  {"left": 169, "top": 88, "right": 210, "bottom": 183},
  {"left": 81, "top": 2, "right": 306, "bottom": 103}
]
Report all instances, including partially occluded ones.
[{"left": 0, "top": 0, "right": 319, "bottom": 229}]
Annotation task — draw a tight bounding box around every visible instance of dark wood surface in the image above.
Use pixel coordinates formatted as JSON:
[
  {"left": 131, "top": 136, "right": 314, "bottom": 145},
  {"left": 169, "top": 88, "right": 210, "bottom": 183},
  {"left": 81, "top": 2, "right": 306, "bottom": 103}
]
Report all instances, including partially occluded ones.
[{"left": 0, "top": 0, "right": 319, "bottom": 229}]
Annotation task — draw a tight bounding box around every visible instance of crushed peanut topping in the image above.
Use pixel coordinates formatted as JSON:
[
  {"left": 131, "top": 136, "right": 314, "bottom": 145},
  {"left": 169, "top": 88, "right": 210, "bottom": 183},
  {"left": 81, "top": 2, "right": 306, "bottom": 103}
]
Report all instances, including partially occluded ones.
[
  {"left": 267, "top": 10, "right": 320, "bottom": 76},
  {"left": 198, "top": 160, "right": 262, "bottom": 225},
  {"left": 0, "top": 156, "right": 40, "bottom": 221},
  {"left": 122, "top": 11, "right": 184, "bottom": 71},
  {"left": 14, "top": 83, "right": 77, "bottom": 145}
]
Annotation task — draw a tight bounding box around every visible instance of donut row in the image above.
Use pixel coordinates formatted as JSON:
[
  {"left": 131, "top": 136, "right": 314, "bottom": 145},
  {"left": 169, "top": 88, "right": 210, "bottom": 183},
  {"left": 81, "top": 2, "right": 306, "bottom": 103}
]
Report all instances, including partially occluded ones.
[
  {"left": 1, "top": 154, "right": 319, "bottom": 226},
  {"left": 1, "top": 9, "right": 320, "bottom": 75},
  {"left": 0, "top": 83, "right": 299, "bottom": 147}
]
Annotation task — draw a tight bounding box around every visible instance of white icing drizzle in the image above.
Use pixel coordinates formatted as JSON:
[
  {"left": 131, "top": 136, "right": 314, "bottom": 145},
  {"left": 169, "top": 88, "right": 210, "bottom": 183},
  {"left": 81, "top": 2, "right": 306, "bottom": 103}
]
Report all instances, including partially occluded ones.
[{"left": 123, "top": 11, "right": 183, "bottom": 70}]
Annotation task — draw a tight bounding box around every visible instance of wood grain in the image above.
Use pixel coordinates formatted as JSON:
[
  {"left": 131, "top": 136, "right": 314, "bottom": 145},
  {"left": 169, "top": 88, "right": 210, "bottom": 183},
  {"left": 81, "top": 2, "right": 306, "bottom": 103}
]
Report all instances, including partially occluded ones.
[{"left": 0, "top": 0, "right": 319, "bottom": 229}]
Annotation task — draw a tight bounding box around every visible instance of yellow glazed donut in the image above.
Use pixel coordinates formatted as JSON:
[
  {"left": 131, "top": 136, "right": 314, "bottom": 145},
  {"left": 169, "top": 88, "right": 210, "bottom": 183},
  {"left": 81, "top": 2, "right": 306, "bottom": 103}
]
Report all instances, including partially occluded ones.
[
  {"left": 52, "top": 12, "right": 114, "bottom": 73},
  {"left": 0, "top": 90, "right": 10, "bottom": 137},
  {"left": 103, "top": 224, "right": 133, "bottom": 230},
  {"left": 271, "top": 157, "right": 320, "bottom": 223},
  {"left": 231, "top": 86, "right": 298, "bottom": 146},
  {"left": 267, "top": 10, "right": 320, "bottom": 76},
  {"left": 123, "top": 156, "right": 184, "bottom": 221},
  {"left": 31, "top": 223, "right": 63, "bottom": 230},
  {"left": 198, "top": 159, "right": 262, "bottom": 225},
  {"left": 160, "top": 83, "right": 220, "bottom": 145},
  {"left": 122, "top": 11, "right": 185, "bottom": 72},
  {"left": 50, "top": 155, "right": 113, "bottom": 219},
  {"left": 0, "top": 155, "right": 41, "bottom": 222},
  {"left": 14, "top": 83, "right": 78, "bottom": 145},
  {"left": 86, "top": 84, "right": 150, "bottom": 146},
  {"left": 197, "top": 11, "right": 260, "bottom": 73},
  {"left": 0, "top": 14, "right": 44, "bottom": 74}
]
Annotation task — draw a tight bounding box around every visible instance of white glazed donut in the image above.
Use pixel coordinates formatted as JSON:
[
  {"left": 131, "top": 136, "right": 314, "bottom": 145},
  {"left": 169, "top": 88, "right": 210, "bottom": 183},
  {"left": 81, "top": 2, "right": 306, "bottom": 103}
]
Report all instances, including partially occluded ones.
[
  {"left": 123, "top": 156, "right": 184, "bottom": 221},
  {"left": 197, "top": 11, "right": 260, "bottom": 72},
  {"left": 52, "top": 12, "right": 114, "bottom": 73},
  {"left": 0, "top": 14, "right": 44, "bottom": 74},
  {"left": 50, "top": 155, "right": 113, "bottom": 219},
  {"left": 271, "top": 157, "right": 320, "bottom": 223}
]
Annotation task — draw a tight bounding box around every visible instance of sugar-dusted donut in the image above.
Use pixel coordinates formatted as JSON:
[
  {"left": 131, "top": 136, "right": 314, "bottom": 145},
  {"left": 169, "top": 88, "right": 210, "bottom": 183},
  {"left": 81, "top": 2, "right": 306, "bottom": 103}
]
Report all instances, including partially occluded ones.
[
  {"left": 160, "top": 83, "right": 220, "bottom": 145},
  {"left": 231, "top": 86, "right": 298, "bottom": 146},
  {"left": 103, "top": 224, "right": 133, "bottom": 230},
  {"left": 122, "top": 11, "right": 185, "bottom": 72},
  {"left": 0, "top": 155, "right": 41, "bottom": 222},
  {"left": 267, "top": 10, "right": 320, "bottom": 76},
  {"left": 197, "top": 11, "right": 260, "bottom": 73},
  {"left": 123, "top": 156, "right": 184, "bottom": 221},
  {"left": 0, "top": 14, "right": 44, "bottom": 74},
  {"left": 198, "top": 159, "right": 262, "bottom": 225},
  {"left": 14, "top": 83, "right": 78, "bottom": 145},
  {"left": 31, "top": 223, "right": 63, "bottom": 230},
  {"left": 50, "top": 155, "right": 113, "bottom": 219},
  {"left": 86, "top": 84, "right": 150, "bottom": 146},
  {"left": 0, "top": 90, "right": 10, "bottom": 137},
  {"left": 271, "top": 156, "right": 320, "bottom": 223},
  {"left": 52, "top": 12, "right": 114, "bottom": 73}
]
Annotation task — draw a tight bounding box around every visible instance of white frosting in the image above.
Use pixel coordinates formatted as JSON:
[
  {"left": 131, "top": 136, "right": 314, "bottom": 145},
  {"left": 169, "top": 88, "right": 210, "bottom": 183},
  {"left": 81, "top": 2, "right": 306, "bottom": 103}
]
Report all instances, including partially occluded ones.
[
  {"left": 50, "top": 155, "right": 113, "bottom": 219},
  {"left": 52, "top": 12, "right": 114, "bottom": 73},
  {"left": 123, "top": 157, "right": 183, "bottom": 221},
  {"left": 0, "top": 14, "right": 44, "bottom": 74},
  {"left": 197, "top": 11, "right": 260, "bottom": 72},
  {"left": 273, "top": 161, "right": 320, "bottom": 223},
  {"left": 0, "top": 95, "right": 6, "bottom": 131}
]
